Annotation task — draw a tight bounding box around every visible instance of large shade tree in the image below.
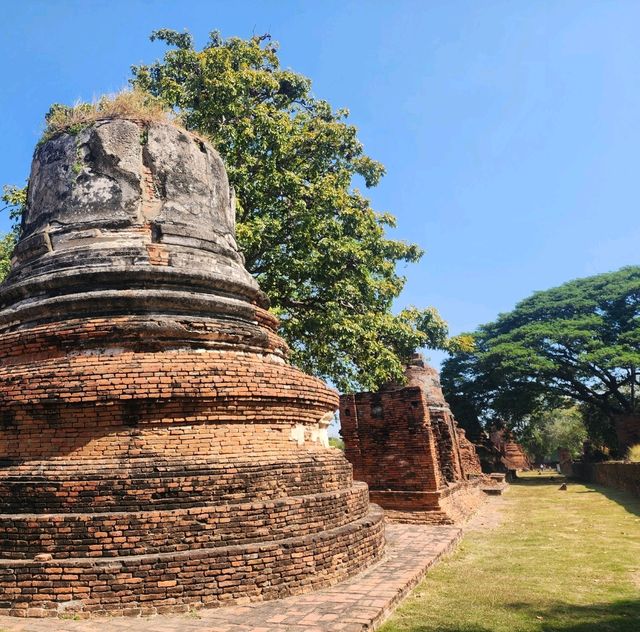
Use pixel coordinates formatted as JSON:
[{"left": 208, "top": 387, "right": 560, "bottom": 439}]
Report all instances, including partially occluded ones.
[
  {"left": 441, "top": 266, "right": 640, "bottom": 451},
  {"left": 1, "top": 30, "right": 465, "bottom": 391}
]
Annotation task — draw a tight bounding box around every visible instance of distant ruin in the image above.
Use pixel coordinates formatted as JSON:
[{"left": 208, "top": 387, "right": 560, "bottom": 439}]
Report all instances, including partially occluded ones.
[
  {"left": 488, "top": 427, "right": 532, "bottom": 471},
  {"left": 0, "top": 119, "right": 384, "bottom": 617},
  {"left": 340, "top": 354, "right": 486, "bottom": 524}
]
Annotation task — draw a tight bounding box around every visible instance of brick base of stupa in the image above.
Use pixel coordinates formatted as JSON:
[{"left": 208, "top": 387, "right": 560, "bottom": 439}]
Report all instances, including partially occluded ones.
[
  {"left": 371, "top": 478, "right": 486, "bottom": 525},
  {"left": 0, "top": 491, "right": 383, "bottom": 618},
  {"left": 0, "top": 320, "right": 385, "bottom": 618}
]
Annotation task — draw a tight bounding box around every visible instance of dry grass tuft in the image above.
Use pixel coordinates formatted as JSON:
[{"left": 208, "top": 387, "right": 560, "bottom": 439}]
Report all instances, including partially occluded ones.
[
  {"left": 41, "top": 89, "right": 175, "bottom": 142},
  {"left": 626, "top": 443, "right": 640, "bottom": 462}
]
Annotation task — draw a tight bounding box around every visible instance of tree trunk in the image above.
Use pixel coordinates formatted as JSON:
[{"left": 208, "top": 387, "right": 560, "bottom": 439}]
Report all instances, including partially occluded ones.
[{"left": 613, "top": 413, "right": 640, "bottom": 457}]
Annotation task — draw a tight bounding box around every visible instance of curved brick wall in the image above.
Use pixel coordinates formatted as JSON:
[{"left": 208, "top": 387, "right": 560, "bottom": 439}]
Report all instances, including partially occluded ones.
[
  {"left": 0, "top": 118, "right": 384, "bottom": 617},
  {"left": 0, "top": 454, "right": 354, "bottom": 513},
  {"left": 0, "top": 506, "right": 384, "bottom": 618},
  {"left": 0, "top": 483, "right": 371, "bottom": 559}
]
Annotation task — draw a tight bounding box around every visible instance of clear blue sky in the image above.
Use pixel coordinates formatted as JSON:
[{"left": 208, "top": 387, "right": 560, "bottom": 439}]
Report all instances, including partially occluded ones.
[{"left": 2, "top": 0, "right": 639, "bottom": 367}]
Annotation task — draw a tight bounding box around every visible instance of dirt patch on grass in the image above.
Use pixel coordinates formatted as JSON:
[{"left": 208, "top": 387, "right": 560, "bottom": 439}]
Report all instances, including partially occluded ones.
[{"left": 465, "top": 495, "right": 506, "bottom": 532}]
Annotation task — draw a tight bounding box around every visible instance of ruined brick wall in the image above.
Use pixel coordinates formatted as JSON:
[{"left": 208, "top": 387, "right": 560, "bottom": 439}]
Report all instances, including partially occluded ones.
[
  {"left": 572, "top": 462, "right": 640, "bottom": 497},
  {"left": 429, "top": 408, "right": 464, "bottom": 483},
  {"left": 457, "top": 428, "right": 483, "bottom": 476},
  {"left": 558, "top": 447, "right": 574, "bottom": 476},
  {"left": 502, "top": 439, "right": 531, "bottom": 470},
  {"left": 489, "top": 428, "right": 531, "bottom": 470},
  {"left": 340, "top": 356, "right": 485, "bottom": 523},
  {"left": 340, "top": 387, "right": 442, "bottom": 492},
  {"left": 0, "top": 119, "right": 384, "bottom": 617}
]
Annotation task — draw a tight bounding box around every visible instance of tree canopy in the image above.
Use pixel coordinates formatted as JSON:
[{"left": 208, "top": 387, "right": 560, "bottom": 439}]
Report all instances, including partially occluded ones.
[
  {"left": 517, "top": 406, "right": 587, "bottom": 463},
  {"left": 1, "top": 30, "right": 466, "bottom": 391},
  {"left": 441, "top": 267, "right": 640, "bottom": 450}
]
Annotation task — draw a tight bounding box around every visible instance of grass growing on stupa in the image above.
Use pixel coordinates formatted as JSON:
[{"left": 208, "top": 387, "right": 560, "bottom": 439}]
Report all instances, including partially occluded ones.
[
  {"left": 40, "top": 89, "right": 174, "bottom": 143},
  {"left": 381, "top": 471, "right": 640, "bottom": 632}
]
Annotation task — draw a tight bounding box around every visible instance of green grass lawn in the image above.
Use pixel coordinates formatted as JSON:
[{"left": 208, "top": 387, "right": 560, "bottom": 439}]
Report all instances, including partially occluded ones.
[{"left": 380, "top": 472, "right": 640, "bottom": 632}]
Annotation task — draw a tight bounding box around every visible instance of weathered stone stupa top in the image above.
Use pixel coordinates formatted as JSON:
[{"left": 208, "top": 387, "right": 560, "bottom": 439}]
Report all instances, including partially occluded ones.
[
  {"left": 0, "top": 118, "right": 383, "bottom": 617},
  {"left": 404, "top": 353, "right": 449, "bottom": 408},
  {"left": 1, "top": 119, "right": 269, "bottom": 333}
]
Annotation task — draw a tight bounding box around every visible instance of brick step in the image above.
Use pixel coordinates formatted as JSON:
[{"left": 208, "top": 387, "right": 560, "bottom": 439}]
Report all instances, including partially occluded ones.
[
  {"left": 0, "top": 483, "right": 370, "bottom": 559},
  {"left": 0, "top": 504, "right": 385, "bottom": 619},
  {"left": 0, "top": 455, "right": 353, "bottom": 513},
  {"left": 383, "top": 509, "right": 455, "bottom": 524}
]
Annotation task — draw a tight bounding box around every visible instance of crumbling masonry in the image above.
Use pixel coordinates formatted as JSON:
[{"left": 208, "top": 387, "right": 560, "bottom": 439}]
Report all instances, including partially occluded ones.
[
  {"left": 488, "top": 427, "right": 532, "bottom": 471},
  {"left": 0, "top": 119, "right": 384, "bottom": 617},
  {"left": 340, "top": 354, "right": 485, "bottom": 524}
]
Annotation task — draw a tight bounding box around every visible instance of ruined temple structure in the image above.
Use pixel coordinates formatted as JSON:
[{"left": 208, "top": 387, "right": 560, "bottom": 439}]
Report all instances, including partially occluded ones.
[
  {"left": 0, "top": 119, "right": 384, "bottom": 617},
  {"left": 340, "top": 354, "right": 485, "bottom": 524},
  {"left": 488, "top": 426, "right": 532, "bottom": 471},
  {"left": 558, "top": 447, "right": 574, "bottom": 477}
]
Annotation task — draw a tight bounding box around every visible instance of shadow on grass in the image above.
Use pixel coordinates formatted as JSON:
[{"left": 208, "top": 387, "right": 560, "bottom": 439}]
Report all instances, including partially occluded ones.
[
  {"left": 512, "top": 472, "right": 640, "bottom": 516},
  {"left": 511, "top": 475, "right": 566, "bottom": 487},
  {"left": 579, "top": 482, "right": 640, "bottom": 518},
  {"left": 512, "top": 598, "right": 640, "bottom": 632},
  {"left": 394, "top": 598, "right": 640, "bottom": 632}
]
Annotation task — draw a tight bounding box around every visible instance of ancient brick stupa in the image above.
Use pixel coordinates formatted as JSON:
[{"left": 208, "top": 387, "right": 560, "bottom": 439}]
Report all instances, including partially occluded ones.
[
  {"left": 0, "top": 119, "right": 384, "bottom": 617},
  {"left": 340, "top": 354, "right": 484, "bottom": 524},
  {"left": 488, "top": 426, "right": 532, "bottom": 471}
]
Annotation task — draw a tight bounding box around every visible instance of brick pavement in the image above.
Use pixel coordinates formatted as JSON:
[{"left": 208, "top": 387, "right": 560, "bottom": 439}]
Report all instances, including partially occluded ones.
[{"left": 0, "top": 522, "right": 462, "bottom": 632}]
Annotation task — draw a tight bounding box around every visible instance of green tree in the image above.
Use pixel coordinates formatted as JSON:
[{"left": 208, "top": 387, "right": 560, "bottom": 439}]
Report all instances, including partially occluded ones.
[
  {"left": 519, "top": 406, "right": 588, "bottom": 462},
  {"left": 328, "top": 437, "right": 345, "bottom": 450},
  {"left": 0, "top": 185, "right": 26, "bottom": 282},
  {"left": 1, "top": 30, "right": 468, "bottom": 391},
  {"left": 129, "top": 29, "right": 460, "bottom": 391},
  {"left": 442, "top": 267, "right": 640, "bottom": 451},
  {"left": 441, "top": 339, "right": 555, "bottom": 436}
]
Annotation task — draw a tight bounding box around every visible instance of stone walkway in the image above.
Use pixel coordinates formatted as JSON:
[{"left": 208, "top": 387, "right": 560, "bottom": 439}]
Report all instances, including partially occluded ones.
[{"left": 0, "top": 523, "right": 462, "bottom": 632}]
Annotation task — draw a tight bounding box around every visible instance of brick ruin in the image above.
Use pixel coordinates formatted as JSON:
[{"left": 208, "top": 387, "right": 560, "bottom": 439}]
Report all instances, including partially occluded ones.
[
  {"left": 0, "top": 119, "right": 384, "bottom": 617},
  {"left": 558, "top": 447, "right": 573, "bottom": 476},
  {"left": 340, "top": 354, "right": 485, "bottom": 524},
  {"left": 488, "top": 427, "right": 532, "bottom": 470}
]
